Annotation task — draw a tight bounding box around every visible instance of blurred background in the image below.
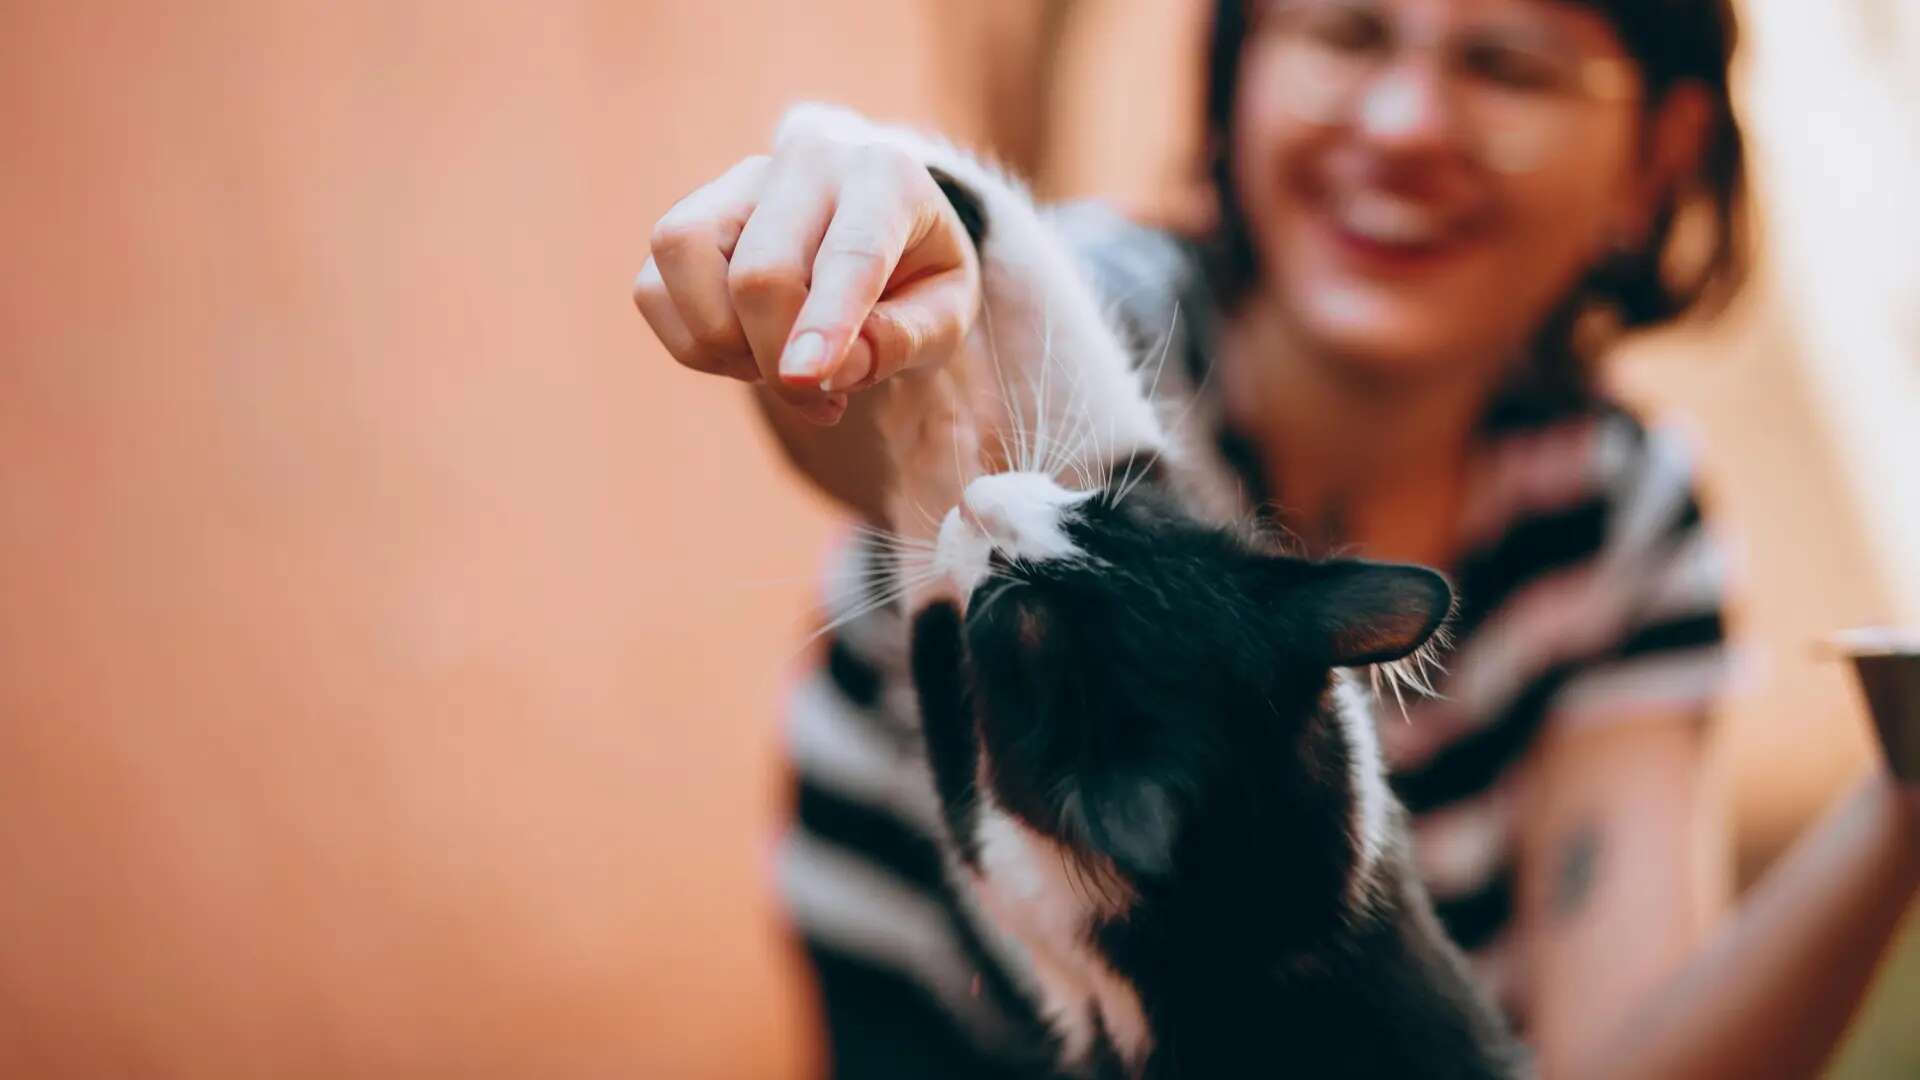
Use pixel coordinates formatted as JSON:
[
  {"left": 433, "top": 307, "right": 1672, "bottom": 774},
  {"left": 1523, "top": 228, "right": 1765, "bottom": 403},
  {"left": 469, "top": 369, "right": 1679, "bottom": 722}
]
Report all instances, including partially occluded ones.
[{"left": 1, "top": 1, "right": 1915, "bottom": 1076}]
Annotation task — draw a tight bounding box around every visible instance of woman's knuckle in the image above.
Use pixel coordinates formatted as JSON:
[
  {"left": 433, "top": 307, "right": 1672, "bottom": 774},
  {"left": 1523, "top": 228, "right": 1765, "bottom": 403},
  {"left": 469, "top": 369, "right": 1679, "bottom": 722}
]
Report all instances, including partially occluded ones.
[
  {"left": 632, "top": 273, "right": 666, "bottom": 307},
  {"left": 648, "top": 214, "right": 701, "bottom": 257},
  {"left": 864, "top": 310, "right": 909, "bottom": 363},
  {"left": 852, "top": 140, "right": 901, "bottom": 171},
  {"left": 669, "top": 343, "right": 715, "bottom": 372},
  {"left": 677, "top": 344, "right": 736, "bottom": 377},
  {"left": 782, "top": 132, "right": 835, "bottom": 168},
  {"left": 726, "top": 257, "right": 806, "bottom": 304},
  {"left": 687, "top": 314, "right": 747, "bottom": 353},
  {"left": 821, "top": 237, "right": 891, "bottom": 271}
]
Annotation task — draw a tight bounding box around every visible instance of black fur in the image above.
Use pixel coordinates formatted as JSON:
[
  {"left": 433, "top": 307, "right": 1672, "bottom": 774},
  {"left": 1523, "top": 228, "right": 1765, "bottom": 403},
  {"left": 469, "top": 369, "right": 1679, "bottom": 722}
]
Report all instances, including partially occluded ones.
[
  {"left": 907, "top": 480, "right": 1525, "bottom": 1079},
  {"left": 929, "top": 165, "right": 989, "bottom": 248}
]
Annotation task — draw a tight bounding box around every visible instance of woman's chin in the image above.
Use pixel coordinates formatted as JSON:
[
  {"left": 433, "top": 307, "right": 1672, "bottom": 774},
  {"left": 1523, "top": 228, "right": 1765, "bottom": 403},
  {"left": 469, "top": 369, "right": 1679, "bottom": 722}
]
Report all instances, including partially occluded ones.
[{"left": 1289, "top": 306, "right": 1490, "bottom": 387}]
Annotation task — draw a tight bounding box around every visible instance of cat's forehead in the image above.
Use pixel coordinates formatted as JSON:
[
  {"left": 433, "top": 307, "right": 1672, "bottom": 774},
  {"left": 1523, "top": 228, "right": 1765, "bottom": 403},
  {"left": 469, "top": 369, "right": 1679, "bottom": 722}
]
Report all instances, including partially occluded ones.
[
  {"left": 933, "top": 467, "right": 1263, "bottom": 622},
  {"left": 948, "top": 471, "right": 1095, "bottom": 567}
]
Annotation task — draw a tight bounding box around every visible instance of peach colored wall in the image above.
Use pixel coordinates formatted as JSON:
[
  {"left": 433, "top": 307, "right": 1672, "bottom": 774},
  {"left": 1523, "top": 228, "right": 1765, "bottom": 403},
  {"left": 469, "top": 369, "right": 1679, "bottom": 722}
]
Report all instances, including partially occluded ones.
[{"left": 0, "top": 3, "right": 976, "bottom": 1075}]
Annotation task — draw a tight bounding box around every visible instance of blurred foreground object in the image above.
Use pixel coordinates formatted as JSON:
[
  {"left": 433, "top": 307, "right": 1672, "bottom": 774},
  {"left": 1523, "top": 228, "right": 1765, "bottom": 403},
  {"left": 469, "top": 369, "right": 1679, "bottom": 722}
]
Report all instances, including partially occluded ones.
[{"left": 1835, "top": 629, "right": 1920, "bottom": 783}]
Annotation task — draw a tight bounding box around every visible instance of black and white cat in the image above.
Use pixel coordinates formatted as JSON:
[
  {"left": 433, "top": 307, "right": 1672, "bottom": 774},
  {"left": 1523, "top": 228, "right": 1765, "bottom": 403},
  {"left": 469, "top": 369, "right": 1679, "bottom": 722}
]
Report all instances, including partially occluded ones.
[{"left": 782, "top": 104, "right": 1527, "bottom": 1079}]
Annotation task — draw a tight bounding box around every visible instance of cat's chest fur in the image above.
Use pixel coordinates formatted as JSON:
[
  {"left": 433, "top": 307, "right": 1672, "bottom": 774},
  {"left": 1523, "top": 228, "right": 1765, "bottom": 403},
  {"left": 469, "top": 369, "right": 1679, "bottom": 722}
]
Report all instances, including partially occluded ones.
[{"left": 966, "top": 790, "right": 1152, "bottom": 1075}]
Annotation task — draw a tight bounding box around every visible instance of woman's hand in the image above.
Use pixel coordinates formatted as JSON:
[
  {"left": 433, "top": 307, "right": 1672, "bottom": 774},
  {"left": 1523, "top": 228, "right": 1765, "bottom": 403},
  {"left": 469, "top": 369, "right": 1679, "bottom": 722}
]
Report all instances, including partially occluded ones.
[{"left": 634, "top": 117, "right": 982, "bottom": 426}]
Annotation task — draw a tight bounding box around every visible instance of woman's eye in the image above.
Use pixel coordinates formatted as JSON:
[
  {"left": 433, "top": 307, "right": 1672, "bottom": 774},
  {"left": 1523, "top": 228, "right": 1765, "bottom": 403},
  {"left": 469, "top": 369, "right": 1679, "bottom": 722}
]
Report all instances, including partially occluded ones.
[
  {"left": 1300, "top": 5, "right": 1391, "bottom": 54},
  {"left": 1461, "top": 39, "right": 1568, "bottom": 92}
]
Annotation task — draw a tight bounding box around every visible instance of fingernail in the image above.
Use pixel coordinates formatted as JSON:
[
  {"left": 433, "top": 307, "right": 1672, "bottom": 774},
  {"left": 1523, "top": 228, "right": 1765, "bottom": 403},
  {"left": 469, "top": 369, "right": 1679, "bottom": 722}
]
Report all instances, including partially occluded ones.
[
  {"left": 780, "top": 331, "right": 829, "bottom": 383},
  {"left": 821, "top": 349, "right": 872, "bottom": 393}
]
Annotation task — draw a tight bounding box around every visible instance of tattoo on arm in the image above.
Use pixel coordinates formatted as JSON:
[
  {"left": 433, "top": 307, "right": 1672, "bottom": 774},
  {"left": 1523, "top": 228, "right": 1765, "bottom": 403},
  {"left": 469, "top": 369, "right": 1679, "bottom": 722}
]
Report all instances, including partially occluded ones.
[{"left": 1550, "top": 821, "right": 1603, "bottom": 921}]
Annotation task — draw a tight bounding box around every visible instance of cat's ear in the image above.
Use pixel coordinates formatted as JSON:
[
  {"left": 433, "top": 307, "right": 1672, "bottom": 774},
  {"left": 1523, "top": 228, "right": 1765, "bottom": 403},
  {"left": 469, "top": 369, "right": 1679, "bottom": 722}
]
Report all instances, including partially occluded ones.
[
  {"left": 1058, "top": 773, "right": 1179, "bottom": 881},
  {"left": 1267, "top": 559, "right": 1453, "bottom": 668}
]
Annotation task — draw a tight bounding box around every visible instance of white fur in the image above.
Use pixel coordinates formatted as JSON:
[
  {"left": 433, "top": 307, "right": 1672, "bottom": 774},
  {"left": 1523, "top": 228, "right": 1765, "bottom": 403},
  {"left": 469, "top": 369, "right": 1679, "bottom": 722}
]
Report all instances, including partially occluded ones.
[
  {"left": 779, "top": 831, "right": 1018, "bottom": 1046},
  {"left": 961, "top": 473, "right": 1092, "bottom": 561},
  {"left": 968, "top": 790, "right": 1152, "bottom": 1073},
  {"left": 1332, "top": 673, "right": 1393, "bottom": 909},
  {"left": 935, "top": 472, "right": 1094, "bottom": 600}
]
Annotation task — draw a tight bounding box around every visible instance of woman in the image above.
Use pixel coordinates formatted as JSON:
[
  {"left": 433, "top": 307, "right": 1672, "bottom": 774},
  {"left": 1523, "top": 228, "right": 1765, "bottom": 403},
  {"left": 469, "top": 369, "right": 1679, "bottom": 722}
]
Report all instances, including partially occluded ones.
[{"left": 636, "top": 2, "right": 1912, "bottom": 1076}]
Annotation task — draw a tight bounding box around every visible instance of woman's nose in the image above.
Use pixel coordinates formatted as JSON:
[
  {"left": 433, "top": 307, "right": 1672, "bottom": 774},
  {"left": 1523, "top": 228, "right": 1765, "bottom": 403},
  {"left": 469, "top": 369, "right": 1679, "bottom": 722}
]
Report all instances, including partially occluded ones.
[{"left": 1353, "top": 59, "right": 1463, "bottom": 156}]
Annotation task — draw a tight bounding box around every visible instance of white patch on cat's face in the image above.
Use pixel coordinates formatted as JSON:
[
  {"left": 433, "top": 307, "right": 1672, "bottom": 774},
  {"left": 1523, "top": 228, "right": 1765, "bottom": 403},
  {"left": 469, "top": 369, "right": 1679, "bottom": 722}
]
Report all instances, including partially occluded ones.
[
  {"left": 935, "top": 472, "right": 1094, "bottom": 601},
  {"left": 968, "top": 788, "right": 1150, "bottom": 1073}
]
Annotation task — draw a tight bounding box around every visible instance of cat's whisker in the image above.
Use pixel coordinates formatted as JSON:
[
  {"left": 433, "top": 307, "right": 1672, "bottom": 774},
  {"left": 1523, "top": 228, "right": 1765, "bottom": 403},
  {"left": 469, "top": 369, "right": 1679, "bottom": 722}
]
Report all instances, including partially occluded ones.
[
  {"left": 1036, "top": 301, "right": 1057, "bottom": 477},
  {"left": 852, "top": 525, "right": 940, "bottom": 546},
  {"left": 899, "top": 492, "right": 943, "bottom": 535},
  {"left": 867, "top": 541, "right": 938, "bottom": 566},
  {"left": 1058, "top": 381, "right": 1103, "bottom": 490},
  {"left": 794, "top": 567, "right": 949, "bottom": 654},
  {"left": 1111, "top": 305, "right": 1183, "bottom": 509},
  {"left": 852, "top": 520, "right": 937, "bottom": 541},
  {"left": 731, "top": 573, "right": 841, "bottom": 590},
  {"left": 1105, "top": 409, "right": 1121, "bottom": 490},
  {"left": 733, "top": 558, "right": 924, "bottom": 589},
  {"left": 981, "top": 300, "right": 1033, "bottom": 476},
  {"left": 851, "top": 528, "right": 941, "bottom": 554},
  {"left": 864, "top": 545, "right": 936, "bottom": 564},
  {"left": 949, "top": 381, "right": 971, "bottom": 502},
  {"left": 856, "top": 557, "right": 931, "bottom": 583},
  {"left": 1044, "top": 332, "right": 1097, "bottom": 486},
  {"left": 1026, "top": 431, "right": 1092, "bottom": 484},
  {"left": 1114, "top": 347, "right": 1211, "bottom": 511},
  {"left": 1016, "top": 357, "right": 1046, "bottom": 476},
  {"left": 860, "top": 549, "right": 937, "bottom": 570}
]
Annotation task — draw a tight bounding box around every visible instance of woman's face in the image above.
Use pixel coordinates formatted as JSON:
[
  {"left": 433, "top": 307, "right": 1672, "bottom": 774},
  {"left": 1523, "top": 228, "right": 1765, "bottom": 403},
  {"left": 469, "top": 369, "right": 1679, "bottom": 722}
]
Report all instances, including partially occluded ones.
[{"left": 1234, "top": 0, "right": 1652, "bottom": 379}]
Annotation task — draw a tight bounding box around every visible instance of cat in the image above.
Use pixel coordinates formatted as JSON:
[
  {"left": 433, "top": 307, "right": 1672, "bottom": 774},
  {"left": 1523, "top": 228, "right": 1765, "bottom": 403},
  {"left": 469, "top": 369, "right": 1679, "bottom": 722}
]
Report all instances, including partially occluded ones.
[{"left": 780, "top": 104, "right": 1528, "bottom": 1079}]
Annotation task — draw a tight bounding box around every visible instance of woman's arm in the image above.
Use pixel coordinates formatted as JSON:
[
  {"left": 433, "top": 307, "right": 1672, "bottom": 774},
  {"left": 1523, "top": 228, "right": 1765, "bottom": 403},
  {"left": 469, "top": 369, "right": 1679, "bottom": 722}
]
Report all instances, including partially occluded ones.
[
  {"left": 1518, "top": 711, "right": 1729, "bottom": 1077},
  {"left": 1584, "top": 773, "right": 1917, "bottom": 1080},
  {"left": 1522, "top": 714, "right": 1920, "bottom": 1079}
]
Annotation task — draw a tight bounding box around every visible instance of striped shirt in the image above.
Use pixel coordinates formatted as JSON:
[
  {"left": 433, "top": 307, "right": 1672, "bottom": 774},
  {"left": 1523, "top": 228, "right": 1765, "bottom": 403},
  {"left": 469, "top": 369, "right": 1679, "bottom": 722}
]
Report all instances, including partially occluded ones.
[{"left": 777, "top": 206, "right": 1732, "bottom": 1074}]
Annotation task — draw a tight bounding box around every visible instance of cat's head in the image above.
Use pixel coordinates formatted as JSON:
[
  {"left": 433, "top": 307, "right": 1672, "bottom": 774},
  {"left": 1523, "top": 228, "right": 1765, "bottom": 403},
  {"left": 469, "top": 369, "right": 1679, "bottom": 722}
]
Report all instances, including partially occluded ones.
[{"left": 909, "top": 468, "right": 1450, "bottom": 916}]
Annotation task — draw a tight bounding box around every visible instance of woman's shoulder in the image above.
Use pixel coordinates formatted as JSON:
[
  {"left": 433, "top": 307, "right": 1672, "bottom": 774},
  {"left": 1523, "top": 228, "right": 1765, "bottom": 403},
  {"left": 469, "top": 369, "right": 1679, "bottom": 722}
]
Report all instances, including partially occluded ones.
[
  {"left": 1566, "top": 401, "right": 1719, "bottom": 565},
  {"left": 1451, "top": 398, "right": 1732, "bottom": 711},
  {"left": 1466, "top": 400, "right": 1717, "bottom": 549}
]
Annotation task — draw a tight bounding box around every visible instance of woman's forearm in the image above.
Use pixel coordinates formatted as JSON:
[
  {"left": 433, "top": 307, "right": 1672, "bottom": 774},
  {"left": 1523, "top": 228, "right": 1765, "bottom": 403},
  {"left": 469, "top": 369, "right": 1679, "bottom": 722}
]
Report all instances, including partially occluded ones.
[{"left": 1584, "top": 774, "right": 1919, "bottom": 1080}]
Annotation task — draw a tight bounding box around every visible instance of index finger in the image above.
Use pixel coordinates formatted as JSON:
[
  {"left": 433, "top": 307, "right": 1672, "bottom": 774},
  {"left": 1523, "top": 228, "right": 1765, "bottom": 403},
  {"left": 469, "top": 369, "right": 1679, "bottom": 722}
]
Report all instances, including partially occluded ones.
[{"left": 775, "top": 151, "right": 929, "bottom": 390}]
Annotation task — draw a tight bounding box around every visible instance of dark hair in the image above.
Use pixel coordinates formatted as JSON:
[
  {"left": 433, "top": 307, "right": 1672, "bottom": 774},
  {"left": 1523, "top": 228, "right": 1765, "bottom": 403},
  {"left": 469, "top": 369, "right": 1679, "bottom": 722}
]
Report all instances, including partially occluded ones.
[{"left": 1203, "top": 0, "right": 1749, "bottom": 413}]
